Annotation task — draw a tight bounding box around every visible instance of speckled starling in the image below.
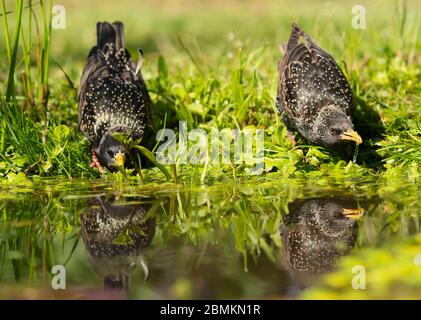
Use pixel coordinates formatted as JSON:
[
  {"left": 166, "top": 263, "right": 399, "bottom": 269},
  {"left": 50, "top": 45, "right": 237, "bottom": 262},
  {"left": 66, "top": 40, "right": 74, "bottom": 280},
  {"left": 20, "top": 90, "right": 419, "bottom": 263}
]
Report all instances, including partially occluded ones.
[
  {"left": 277, "top": 23, "right": 362, "bottom": 147},
  {"left": 78, "top": 21, "right": 150, "bottom": 172},
  {"left": 281, "top": 197, "right": 363, "bottom": 285},
  {"left": 81, "top": 195, "right": 155, "bottom": 291}
]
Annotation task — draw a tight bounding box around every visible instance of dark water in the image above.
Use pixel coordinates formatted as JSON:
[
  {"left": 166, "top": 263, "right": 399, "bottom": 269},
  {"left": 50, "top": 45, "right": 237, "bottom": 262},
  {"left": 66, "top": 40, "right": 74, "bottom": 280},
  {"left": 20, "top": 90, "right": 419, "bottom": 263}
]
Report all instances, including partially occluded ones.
[{"left": 0, "top": 177, "right": 420, "bottom": 299}]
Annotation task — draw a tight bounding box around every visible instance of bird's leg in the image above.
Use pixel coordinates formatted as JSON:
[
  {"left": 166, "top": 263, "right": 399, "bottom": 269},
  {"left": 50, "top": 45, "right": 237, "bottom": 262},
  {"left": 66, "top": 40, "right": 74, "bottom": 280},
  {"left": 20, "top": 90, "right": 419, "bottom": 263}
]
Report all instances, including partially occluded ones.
[
  {"left": 286, "top": 130, "right": 297, "bottom": 146},
  {"left": 90, "top": 149, "right": 105, "bottom": 174}
]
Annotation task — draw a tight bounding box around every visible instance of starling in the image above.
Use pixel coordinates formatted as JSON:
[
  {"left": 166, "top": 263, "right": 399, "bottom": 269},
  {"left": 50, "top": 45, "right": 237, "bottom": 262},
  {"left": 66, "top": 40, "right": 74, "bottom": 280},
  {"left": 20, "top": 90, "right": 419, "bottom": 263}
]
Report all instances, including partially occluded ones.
[
  {"left": 281, "top": 197, "right": 363, "bottom": 285},
  {"left": 78, "top": 21, "right": 150, "bottom": 173},
  {"left": 81, "top": 195, "right": 155, "bottom": 291},
  {"left": 277, "top": 23, "right": 362, "bottom": 148}
]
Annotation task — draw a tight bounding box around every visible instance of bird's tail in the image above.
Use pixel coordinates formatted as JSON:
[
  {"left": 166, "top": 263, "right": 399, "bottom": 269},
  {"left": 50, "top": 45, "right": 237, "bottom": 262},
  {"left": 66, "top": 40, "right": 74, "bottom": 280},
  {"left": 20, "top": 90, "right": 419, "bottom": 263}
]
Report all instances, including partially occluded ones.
[
  {"left": 96, "top": 21, "right": 125, "bottom": 51},
  {"left": 286, "top": 23, "right": 313, "bottom": 50}
]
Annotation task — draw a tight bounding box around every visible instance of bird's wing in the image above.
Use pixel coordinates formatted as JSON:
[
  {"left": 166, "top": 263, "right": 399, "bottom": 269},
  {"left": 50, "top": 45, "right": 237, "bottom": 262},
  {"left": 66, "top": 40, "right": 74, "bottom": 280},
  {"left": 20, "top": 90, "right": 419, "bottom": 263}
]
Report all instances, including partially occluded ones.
[
  {"left": 78, "top": 48, "right": 99, "bottom": 141},
  {"left": 278, "top": 24, "right": 353, "bottom": 119},
  {"left": 78, "top": 22, "right": 125, "bottom": 143},
  {"left": 78, "top": 21, "right": 151, "bottom": 144}
]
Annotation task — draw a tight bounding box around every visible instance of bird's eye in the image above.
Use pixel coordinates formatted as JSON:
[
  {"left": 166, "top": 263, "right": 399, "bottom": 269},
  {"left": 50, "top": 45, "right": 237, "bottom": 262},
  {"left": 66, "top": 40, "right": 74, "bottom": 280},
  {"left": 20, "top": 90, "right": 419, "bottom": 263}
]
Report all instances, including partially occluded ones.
[
  {"left": 329, "top": 128, "right": 336, "bottom": 135},
  {"left": 107, "top": 150, "right": 114, "bottom": 157}
]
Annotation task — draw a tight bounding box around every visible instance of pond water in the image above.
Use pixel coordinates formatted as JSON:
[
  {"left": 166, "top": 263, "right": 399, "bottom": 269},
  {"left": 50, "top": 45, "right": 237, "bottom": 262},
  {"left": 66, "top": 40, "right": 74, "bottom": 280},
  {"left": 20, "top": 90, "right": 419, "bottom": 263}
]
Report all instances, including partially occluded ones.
[{"left": 0, "top": 176, "right": 420, "bottom": 299}]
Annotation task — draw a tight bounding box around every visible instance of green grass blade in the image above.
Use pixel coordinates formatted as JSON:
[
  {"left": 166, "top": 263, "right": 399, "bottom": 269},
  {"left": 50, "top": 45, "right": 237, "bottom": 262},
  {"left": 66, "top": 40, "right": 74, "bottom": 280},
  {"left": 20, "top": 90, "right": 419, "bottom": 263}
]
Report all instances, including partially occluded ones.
[
  {"left": 134, "top": 145, "right": 172, "bottom": 181},
  {"left": 1, "top": 0, "right": 11, "bottom": 63},
  {"left": 5, "top": 0, "right": 24, "bottom": 102}
]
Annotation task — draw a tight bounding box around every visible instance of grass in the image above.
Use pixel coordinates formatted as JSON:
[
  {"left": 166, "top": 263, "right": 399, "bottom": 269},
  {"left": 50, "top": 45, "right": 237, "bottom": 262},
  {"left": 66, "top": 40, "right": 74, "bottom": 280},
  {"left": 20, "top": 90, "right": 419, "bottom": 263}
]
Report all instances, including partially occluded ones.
[{"left": 0, "top": 0, "right": 420, "bottom": 184}]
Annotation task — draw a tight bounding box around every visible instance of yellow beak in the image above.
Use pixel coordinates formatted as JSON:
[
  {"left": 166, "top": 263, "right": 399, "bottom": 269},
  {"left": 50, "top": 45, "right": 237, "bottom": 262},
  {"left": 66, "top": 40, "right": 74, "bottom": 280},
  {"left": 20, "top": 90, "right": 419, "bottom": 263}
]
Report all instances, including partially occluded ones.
[
  {"left": 114, "top": 151, "right": 125, "bottom": 167},
  {"left": 340, "top": 129, "right": 363, "bottom": 145},
  {"left": 342, "top": 208, "right": 364, "bottom": 220}
]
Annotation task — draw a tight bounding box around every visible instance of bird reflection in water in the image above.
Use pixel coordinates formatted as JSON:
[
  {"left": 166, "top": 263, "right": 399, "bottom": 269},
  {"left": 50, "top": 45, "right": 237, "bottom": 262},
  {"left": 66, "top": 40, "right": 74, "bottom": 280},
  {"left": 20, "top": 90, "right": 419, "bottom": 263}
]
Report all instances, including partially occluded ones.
[
  {"left": 281, "top": 197, "right": 364, "bottom": 287},
  {"left": 80, "top": 194, "right": 156, "bottom": 294}
]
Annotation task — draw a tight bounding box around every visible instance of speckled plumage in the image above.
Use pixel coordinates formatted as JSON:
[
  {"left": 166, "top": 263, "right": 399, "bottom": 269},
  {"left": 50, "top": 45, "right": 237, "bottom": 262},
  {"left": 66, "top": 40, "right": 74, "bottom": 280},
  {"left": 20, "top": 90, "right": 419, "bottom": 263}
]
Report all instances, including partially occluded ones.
[
  {"left": 78, "top": 22, "right": 150, "bottom": 170},
  {"left": 281, "top": 198, "right": 362, "bottom": 285},
  {"left": 277, "top": 23, "right": 361, "bottom": 147},
  {"left": 81, "top": 195, "right": 155, "bottom": 290}
]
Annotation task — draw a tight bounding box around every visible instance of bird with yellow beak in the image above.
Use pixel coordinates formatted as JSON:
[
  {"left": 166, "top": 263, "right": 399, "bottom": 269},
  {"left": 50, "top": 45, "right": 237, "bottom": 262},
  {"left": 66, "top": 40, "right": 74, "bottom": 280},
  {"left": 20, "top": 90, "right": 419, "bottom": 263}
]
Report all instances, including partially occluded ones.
[{"left": 277, "top": 23, "right": 364, "bottom": 149}]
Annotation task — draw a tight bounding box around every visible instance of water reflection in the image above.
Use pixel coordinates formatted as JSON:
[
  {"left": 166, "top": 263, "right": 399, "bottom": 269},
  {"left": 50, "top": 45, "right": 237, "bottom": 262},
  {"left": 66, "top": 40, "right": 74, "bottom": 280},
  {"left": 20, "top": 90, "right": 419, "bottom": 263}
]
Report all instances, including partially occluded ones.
[
  {"left": 281, "top": 197, "right": 364, "bottom": 286},
  {"left": 0, "top": 179, "right": 419, "bottom": 299},
  {"left": 80, "top": 194, "right": 156, "bottom": 293}
]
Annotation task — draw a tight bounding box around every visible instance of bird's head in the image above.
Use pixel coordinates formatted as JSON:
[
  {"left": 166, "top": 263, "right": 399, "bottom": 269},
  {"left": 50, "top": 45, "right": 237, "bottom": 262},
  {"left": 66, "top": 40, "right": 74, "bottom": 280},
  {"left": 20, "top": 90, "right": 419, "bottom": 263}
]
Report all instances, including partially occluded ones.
[
  {"left": 96, "top": 133, "right": 127, "bottom": 171},
  {"left": 313, "top": 105, "right": 362, "bottom": 147},
  {"left": 314, "top": 200, "right": 364, "bottom": 237}
]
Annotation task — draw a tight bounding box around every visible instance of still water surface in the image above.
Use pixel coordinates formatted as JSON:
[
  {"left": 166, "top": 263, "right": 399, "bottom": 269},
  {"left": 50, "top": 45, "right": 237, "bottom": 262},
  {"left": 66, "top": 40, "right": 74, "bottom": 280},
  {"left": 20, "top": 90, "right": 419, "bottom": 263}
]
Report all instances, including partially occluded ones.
[{"left": 0, "top": 177, "right": 419, "bottom": 299}]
